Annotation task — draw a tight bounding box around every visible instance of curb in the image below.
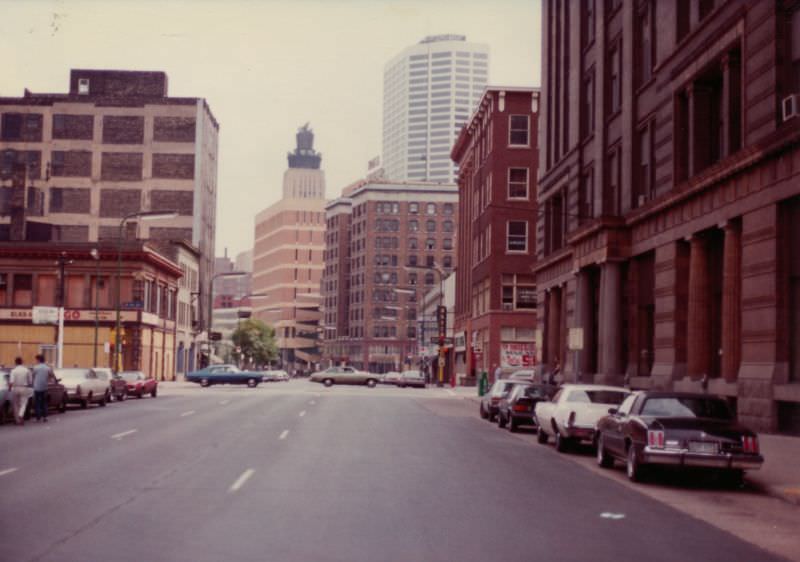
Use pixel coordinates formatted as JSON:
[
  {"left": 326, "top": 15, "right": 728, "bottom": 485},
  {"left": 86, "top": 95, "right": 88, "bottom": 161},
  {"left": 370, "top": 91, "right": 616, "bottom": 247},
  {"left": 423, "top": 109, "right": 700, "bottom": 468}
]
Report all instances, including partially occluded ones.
[{"left": 749, "top": 481, "right": 800, "bottom": 506}]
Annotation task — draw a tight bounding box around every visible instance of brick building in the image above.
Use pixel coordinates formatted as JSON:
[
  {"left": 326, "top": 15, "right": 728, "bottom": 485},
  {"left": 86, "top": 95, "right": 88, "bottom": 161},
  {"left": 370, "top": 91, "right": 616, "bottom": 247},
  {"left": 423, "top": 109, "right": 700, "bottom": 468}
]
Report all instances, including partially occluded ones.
[
  {"left": 252, "top": 125, "right": 325, "bottom": 373},
  {"left": 321, "top": 180, "right": 458, "bottom": 373},
  {"left": 451, "top": 87, "right": 540, "bottom": 382},
  {"left": 0, "top": 241, "right": 182, "bottom": 379},
  {"left": 537, "top": 0, "right": 800, "bottom": 433},
  {"left": 0, "top": 69, "right": 219, "bottom": 334}
]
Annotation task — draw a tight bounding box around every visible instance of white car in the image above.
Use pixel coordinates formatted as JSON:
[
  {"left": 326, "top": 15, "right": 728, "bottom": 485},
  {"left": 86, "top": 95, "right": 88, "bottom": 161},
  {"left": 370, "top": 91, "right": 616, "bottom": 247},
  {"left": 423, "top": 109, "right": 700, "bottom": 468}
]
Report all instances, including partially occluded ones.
[
  {"left": 262, "top": 370, "right": 290, "bottom": 382},
  {"left": 55, "top": 368, "right": 111, "bottom": 408},
  {"left": 534, "top": 384, "right": 629, "bottom": 452},
  {"left": 309, "top": 366, "right": 378, "bottom": 387}
]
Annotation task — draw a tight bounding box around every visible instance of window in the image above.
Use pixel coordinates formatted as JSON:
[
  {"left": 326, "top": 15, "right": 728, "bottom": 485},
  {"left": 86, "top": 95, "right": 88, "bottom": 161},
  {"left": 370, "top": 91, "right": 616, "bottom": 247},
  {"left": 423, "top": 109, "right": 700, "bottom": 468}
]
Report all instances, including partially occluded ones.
[
  {"left": 509, "top": 115, "right": 529, "bottom": 146},
  {"left": 507, "top": 221, "right": 527, "bottom": 252},
  {"left": 425, "top": 238, "right": 436, "bottom": 250},
  {"left": 443, "top": 220, "right": 454, "bottom": 232},
  {"left": 425, "top": 272, "right": 435, "bottom": 286},
  {"left": 579, "top": 167, "right": 595, "bottom": 224},
  {"left": 501, "top": 275, "right": 537, "bottom": 310},
  {"left": 443, "top": 238, "right": 453, "bottom": 250},
  {"left": 426, "top": 203, "right": 437, "bottom": 215},
  {"left": 605, "top": 147, "right": 620, "bottom": 215},
  {"left": 1, "top": 113, "right": 43, "bottom": 141},
  {"left": 582, "top": 70, "right": 595, "bottom": 137},
  {"left": 443, "top": 203, "right": 454, "bottom": 215},
  {"left": 608, "top": 41, "right": 622, "bottom": 114},
  {"left": 408, "top": 255, "right": 418, "bottom": 267},
  {"left": 408, "top": 237, "right": 418, "bottom": 250},
  {"left": 52, "top": 114, "right": 94, "bottom": 140},
  {"left": 791, "top": 6, "right": 800, "bottom": 91},
  {"left": 637, "top": 2, "right": 654, "bottom": 87},
  {"left": 508, "top": 168, "right": 529, "bottom": 199},
  {"left": 426, "top": 220, "right": 436, "bottom": 232},
  {"left": 426, "top": 255, "right": 435, "bottom": 267},
  {"left": 443, "top": 255, "right": 452, "bottom": 268},
  {"left": 409, "top": 219, "right": 419, "bottom": 232},
  {"left": 635, "top": 123, "right": 654, "bottom": 207}
]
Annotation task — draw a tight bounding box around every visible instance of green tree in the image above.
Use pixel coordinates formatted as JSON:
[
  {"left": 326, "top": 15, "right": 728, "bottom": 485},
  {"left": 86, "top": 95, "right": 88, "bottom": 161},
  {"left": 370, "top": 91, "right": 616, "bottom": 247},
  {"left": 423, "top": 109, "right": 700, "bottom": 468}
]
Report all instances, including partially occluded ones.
[{"left": 231, "top": 318, "right": 278, "bottom": 368}]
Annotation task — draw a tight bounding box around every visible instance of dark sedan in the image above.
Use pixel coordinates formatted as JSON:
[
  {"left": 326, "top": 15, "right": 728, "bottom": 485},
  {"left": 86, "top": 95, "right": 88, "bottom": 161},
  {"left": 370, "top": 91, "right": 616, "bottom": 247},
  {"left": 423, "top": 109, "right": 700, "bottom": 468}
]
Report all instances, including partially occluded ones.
[
  {"left": 595, "top": 391, "right": 764, "bottom": 484},
  {"left": 496, "top": 383, "right": 558, "bottom": 432},
  {"left": 186, "top": 365, "right": 264, "bottom": 387},
  {"left": 479, "top": 379, "right": 529, "bottom": 422}
]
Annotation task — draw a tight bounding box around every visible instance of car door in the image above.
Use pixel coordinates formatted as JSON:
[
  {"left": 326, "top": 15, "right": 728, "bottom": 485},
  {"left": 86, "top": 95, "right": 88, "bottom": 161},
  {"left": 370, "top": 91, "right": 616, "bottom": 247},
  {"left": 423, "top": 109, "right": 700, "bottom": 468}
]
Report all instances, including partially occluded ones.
[
  {"left": 537, "top": 389, "right": 562, "bottom": 435},
  {"left": 605, "top": 394, "right": 637, "bottom": 456}
]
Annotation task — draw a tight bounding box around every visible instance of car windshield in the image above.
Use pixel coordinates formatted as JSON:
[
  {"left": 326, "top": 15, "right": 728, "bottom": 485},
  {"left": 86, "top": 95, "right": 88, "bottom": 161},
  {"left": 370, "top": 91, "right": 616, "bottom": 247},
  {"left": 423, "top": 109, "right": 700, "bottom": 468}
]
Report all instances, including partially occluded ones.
[
  {"left": 641, "top": 397, "right": 733, "bottom": 420},
  {"left": 566, "top": 390, "right": 628, "bottom": 405},
  {"left": 403, "top": 371, "right": 421, "bottom": 377},
  {"left": 55, "top": 369, "right": 88, "bottom": 380},
  {"left": 523, "top": 386, "right": 547, "bottom": 398},
  {"left": 120, "top": 372, "right": 143, "bottom": 382}
]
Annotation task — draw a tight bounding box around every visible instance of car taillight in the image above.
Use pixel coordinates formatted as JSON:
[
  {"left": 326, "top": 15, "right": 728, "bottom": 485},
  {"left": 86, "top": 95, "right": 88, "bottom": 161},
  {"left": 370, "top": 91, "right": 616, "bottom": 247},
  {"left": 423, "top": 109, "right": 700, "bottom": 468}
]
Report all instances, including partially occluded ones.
[
  {"left": 647, "top": 430, "right": 665, "bottom": 449},
  {"left": 512, "top": 404, "right": 529, "bottom": 413},
  {"left": 742, "top": 435, "right": 759, "bottom": 454},
  {"left": 566, "top": 411, "right": 576, "bottom": 428}
]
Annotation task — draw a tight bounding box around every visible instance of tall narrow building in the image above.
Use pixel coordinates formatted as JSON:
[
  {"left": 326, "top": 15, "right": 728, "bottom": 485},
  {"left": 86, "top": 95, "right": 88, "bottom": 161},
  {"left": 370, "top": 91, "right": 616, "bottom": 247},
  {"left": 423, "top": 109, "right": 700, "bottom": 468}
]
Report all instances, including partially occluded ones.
[
  {"left": 382, "top": 35, "right": 489, "bottom": 184},
  {"left": 252, "top": 125, "right": 325, "bottom": 373}
]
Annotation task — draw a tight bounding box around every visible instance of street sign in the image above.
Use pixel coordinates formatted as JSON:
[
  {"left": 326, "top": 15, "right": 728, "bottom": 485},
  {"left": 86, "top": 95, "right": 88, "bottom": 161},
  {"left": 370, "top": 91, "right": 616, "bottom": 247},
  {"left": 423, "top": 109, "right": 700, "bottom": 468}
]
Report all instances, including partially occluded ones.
[
  {"left": 568, "top": 328, "right": 584, "bottom": 351},
  {"left": 121, "top": 300, "right": 144, "bottom": 310},
  {"left": 209, "top": 331, "right": 222, "bottom": 341},
  {"left": 436, "top": 305, "right": 447, "bottom": 339},
  {"left": 32, "top": 306, "right": 59, "bottom": 325}
]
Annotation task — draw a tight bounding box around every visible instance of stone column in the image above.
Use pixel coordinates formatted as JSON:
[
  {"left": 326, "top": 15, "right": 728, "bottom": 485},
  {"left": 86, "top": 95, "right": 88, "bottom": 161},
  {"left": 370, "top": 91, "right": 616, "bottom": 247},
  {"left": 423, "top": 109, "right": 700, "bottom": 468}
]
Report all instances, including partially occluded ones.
[
  {"left": 686, "top": 235, "right": 710, "bottom": 379},
  {"left": 721, "top": 221, "right": 742, "bottom": 382},
  {"left": 598, "top": 262, "right": 623, "bottom": 383},
  {"left": 576, "top": 270, "right": 594, "bottom": 380}
]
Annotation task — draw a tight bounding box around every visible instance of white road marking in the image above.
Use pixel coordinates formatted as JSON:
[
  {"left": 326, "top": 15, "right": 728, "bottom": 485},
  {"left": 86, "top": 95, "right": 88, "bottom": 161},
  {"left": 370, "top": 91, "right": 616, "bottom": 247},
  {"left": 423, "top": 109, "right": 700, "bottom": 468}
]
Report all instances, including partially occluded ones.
[
  {"left": 111, "top": 429, "right": 138, "bottom": 440},
  {"left": 299, "top": 410, "right": 306, "bottom": 417},
  {"left": 445, "top": 389, "right": 456, "bottom": 396},
  {"left": 229, "top": 468, "right": 255, "bottom": 493},
  {"left": 599, "top": 512, "right": 626, "bottom": 520},
  {"left": 279, "top": 430, "right": 289, "bottom": 440},
  {"left": 180, "top": 410, "right": 195, "bottom": 417},
  {"left": 0, "top": 468, "right": 18, "bottom": 477},
  {"left": 219, "top": 400, "right": 230, "bottom": 405}
]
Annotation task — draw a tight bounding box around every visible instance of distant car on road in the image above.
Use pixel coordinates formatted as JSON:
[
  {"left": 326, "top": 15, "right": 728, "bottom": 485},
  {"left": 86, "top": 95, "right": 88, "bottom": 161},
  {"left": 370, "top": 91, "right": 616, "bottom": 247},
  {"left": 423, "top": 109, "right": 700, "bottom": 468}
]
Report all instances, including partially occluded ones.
[
  {"left": 496, "top": 383, "right": 558, "bottom": 432},
  {"left": 479, "top": 379, "right": 530, "bottom": 422},
  {"left": 595, "top": 391, "right": 764, "bottom": 484},
  {"left": 309, "top": 366, "right": 378, "bottom": 387},
  {"left": 56, "top": 368, "right": 110, "bottom": 408},
  {"left": 93, "top": 368, "right": 127, "bottom": 402},
  {"left": 186, "top": 365, "right": 264, "bottom": 387},
  {"left": 508, "top": 369, "right": 536, "bottom": 382},
  {"left": 535, "top": 384, "right": 629, "bottom": 452},
  {"left": 382, "top": 371, "right": 402, "bottom": 385},
  {"left": 262, "top": 370, "right": 290, "bottom": 382},
  {"left": 118, "top": 371, "right": 158, "bottom": 398},
  {"left": 397, "top": 370, "right": 425, "bottom": 388}
]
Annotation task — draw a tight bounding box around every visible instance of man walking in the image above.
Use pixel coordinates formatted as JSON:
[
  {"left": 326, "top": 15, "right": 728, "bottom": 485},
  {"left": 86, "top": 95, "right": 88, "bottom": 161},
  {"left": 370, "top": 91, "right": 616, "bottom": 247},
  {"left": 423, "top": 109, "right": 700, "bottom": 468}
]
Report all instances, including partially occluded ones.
[
  {"left": 31, "top": 354, "right": 52, "bottom": 422},
  {"left": 10, "top": 357, "right": 32, "bottom": 425}
]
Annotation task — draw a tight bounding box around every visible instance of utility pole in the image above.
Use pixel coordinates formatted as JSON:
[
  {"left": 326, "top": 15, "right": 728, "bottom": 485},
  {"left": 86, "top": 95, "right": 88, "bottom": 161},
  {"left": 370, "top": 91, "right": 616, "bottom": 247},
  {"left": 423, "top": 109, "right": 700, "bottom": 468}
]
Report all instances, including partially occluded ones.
[{"left": 56, "top": 252, "right": 71, "bottom": 368}]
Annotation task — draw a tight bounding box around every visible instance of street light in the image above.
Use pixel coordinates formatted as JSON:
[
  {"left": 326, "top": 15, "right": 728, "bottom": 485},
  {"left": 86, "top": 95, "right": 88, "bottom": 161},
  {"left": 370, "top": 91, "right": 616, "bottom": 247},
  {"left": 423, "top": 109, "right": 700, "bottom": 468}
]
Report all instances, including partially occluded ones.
[
  {"left": 404, "top": 262, "right": 448, "bottom": 386},
  {"left": 90, "top": 248, "right": 101, "bottom": 367},
  {"left": 115, "top": 210, "right": 178, "bottom": 372}
]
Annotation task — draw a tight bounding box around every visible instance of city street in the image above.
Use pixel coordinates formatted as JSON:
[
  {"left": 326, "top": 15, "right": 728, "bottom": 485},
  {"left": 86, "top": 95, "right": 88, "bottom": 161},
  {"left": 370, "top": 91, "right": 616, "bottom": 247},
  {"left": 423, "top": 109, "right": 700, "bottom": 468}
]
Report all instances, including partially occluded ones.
[{"left": 1, "top": 381, "right": 796, "bottom": 562}]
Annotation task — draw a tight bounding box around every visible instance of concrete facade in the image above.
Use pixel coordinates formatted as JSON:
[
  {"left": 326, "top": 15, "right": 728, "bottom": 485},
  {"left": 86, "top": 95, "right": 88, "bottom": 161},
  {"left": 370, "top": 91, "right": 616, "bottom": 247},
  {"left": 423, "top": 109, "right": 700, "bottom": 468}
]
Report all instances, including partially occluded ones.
[
  {"left": 537, "top": 0, "right": 800, "bottom": 433},
  {"left": 451, "top": 87, "right": 540, "bottom": 383}
]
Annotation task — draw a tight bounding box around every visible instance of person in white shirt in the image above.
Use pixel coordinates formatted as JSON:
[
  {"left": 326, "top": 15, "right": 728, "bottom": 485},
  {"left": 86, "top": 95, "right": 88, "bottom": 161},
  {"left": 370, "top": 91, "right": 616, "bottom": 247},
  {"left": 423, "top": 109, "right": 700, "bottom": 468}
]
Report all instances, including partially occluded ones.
[{"left": 9, "top": 357, "right": 32, "bottom": 425}]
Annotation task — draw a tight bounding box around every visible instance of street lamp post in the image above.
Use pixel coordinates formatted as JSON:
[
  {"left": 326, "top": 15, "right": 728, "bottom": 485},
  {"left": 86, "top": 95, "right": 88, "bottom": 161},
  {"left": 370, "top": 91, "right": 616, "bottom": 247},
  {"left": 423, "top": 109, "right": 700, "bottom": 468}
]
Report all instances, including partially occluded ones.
[
  {"left": 114, "top": 210, "right": 178, "bottom": 373},
  {"left": 55, "top": 252, "right": 72, "bottom": 369}
]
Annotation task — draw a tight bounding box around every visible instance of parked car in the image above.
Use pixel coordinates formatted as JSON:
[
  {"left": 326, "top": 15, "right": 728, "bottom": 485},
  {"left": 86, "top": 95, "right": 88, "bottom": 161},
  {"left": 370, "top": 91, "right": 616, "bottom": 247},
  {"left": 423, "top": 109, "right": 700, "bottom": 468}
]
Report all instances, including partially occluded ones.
[
  {"left": 496, "top": 383, "right": 558, "bottom": 432},
  {"left": 0, "top": 368, "right": 12, "bottom": 424},
  {"left": 382, "top": 371, "right": 403, "bottom": 385},
  {"left": 509, "top": 369, "right": 536, "bottom": 381},
  {"left": 186, "top": 365, "right": 264, "bottom": 387},
  {"left": 56, "top": 368, "right": 110, "bottom": 408},
  {"left": 118, "top": 371, "right": 158, "bottom": 398},
  {"left": 22, "top": 370, "right": 69, "bottom": 417},
  {"left": 262, "top": 370, "right": 290, "bottom": 382},
  {"left": 397, "top": 370, "right": 425, "bottom": 388},
  {"left": 479, "top": 379, "right": 530, "bottom": 422},
  {"left": 535, "top": 384, "right": 629, "bottom": 452},
  {"left": 93, "top": 368, "right": 127, "bottom": 402},
  {"left": 309, "top": 366, "right": 379, "bottom": 387},
  {"left": 595, "top": 391, "right": 764, "bottom": 484}
]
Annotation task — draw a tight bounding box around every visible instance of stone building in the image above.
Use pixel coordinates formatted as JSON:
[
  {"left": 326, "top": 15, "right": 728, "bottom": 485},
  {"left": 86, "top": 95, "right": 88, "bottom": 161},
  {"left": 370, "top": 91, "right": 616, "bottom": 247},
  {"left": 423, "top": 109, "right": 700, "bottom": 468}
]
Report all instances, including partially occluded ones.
[
  {"left": 451, "top": 87, "right": 540, "bottom": 383},
  {"left": 537, "top": 0, "right": 800, "bottom": 432},
  {"left": 321, "top": 180, "right": 458, "bottom": 373},
  {"left": 0, "top": 68, "right": 218, "bottom": 334},
  {"left": 252, "top": 125, "right": 325, "bottom": 373}
]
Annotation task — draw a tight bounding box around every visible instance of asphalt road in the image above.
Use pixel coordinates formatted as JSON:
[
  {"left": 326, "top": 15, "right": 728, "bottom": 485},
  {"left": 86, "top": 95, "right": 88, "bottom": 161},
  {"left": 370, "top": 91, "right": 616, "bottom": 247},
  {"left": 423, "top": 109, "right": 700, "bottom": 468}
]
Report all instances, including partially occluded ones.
[{"left": 0, "top": 381, "right": 789, "bottom": 562}]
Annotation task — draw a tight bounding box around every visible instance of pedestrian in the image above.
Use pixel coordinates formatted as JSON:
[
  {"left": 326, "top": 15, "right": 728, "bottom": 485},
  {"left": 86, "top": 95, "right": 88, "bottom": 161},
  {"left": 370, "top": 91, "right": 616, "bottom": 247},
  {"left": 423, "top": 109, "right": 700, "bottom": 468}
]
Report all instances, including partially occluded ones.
[
  {"left": 493, "top": 364, "right": 503, "bottom": 382},
  {"left": 548, "top": 357, "right": 561, "bottom": 385},
  {"left": 31, "top": 354, "right": 52, "bottom": 422},
  {"left": 9, "top": 357, "right": 32, "bottom": 425}
]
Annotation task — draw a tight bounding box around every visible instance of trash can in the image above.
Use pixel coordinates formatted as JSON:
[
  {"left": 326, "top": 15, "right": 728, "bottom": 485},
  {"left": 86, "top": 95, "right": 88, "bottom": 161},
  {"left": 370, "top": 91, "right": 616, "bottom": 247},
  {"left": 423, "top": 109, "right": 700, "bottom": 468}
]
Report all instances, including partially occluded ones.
[{"left": 478, "top": 370, "right": 489, "bottom": 396}]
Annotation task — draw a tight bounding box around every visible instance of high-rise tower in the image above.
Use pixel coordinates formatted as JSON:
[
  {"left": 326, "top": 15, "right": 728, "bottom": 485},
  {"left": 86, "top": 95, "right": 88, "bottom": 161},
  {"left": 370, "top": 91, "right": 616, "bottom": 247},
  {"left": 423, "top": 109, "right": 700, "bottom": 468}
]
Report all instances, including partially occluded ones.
[{"left": 382, "top": 35, "right": 489, "bottom": 183}]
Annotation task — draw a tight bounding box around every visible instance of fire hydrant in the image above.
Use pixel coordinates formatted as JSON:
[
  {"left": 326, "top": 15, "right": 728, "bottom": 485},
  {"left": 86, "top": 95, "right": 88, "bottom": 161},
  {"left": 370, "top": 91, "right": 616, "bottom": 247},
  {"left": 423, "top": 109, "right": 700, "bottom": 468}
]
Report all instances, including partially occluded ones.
[{"left": 478, "top": 370, "right": 489, "bottom": 396}]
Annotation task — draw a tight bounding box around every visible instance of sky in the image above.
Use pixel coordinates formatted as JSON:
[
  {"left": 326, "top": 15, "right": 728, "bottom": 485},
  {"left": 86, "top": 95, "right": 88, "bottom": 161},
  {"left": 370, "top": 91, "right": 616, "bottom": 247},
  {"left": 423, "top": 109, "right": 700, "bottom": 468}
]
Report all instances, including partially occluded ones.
[{"left": 0, "top": 0, "right": 541, "bottom": 258}]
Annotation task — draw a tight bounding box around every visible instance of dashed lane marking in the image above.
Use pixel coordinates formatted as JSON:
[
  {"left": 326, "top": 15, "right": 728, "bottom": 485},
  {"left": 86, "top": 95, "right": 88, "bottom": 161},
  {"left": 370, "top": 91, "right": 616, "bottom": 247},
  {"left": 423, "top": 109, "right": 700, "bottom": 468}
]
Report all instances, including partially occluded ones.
[
  {"left": 299, "top": 411, "right": 306, "bottom": 417},
  {"left": 219, "top": 400, "right": 230, "bottom": 405},
  {"left": 111, "top": 429, "right": 138, "bottom": 440},
  {"left": 0, "top": 468, "right": 18, "bottom": 477},
  {"left": 229, "top": 469, "right": 255, "bottom": 493},
  {"left": 599, "top": 512, "right": 626, "bottom": 520},
  {"left": 279, "top": 430, "right": 289, "bottom": 440},
  {"left": 180, "top": 410, "right": 195, "bottom": 417}
]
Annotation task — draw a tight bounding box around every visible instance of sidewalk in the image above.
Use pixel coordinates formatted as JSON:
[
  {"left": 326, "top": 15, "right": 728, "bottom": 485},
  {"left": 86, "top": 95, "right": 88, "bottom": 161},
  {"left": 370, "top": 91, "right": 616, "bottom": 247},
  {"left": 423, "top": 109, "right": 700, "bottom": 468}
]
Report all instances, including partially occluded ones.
[{"left": 448, "top": 384, "right": 800, "bottom": 507}]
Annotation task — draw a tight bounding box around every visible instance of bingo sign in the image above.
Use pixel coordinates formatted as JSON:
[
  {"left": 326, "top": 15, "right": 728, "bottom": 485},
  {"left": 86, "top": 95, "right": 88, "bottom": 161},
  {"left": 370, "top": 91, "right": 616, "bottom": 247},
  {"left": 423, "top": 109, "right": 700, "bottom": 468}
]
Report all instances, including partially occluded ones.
[{"left": 500, "top": 343, "right": 536, "bottom": 369}]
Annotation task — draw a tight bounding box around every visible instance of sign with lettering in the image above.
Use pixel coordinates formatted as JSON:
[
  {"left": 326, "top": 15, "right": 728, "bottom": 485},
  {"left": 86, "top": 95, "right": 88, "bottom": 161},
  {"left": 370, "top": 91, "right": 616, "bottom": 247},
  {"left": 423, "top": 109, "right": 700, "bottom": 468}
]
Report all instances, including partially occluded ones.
[
  {"left": 32, "top": 306, "right": 59, "bottom": 325},
  {"left": 0, "top": 308, "right": 137, "bottom": 323},
  {"left": 501, "top": 343, "right": 536, "bottom": 368}
]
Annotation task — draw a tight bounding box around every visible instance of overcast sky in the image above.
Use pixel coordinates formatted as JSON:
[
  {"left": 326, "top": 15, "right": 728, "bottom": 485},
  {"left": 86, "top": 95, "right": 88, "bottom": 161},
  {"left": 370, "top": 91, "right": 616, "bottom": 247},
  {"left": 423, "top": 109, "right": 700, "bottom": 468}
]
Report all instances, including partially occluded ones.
[{"left": 0, "top": 0, "right": 541, "bottom": 257}]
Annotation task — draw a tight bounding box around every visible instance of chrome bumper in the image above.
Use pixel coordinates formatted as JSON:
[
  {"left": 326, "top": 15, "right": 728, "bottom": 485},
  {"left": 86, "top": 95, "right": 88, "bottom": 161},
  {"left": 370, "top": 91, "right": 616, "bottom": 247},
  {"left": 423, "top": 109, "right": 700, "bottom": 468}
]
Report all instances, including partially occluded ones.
[
  {"left": 563, "top": 425, "right": 595, "bottom": 441},
  {"left": 641, "top": 447, "right": 764, "bottom": 470}
]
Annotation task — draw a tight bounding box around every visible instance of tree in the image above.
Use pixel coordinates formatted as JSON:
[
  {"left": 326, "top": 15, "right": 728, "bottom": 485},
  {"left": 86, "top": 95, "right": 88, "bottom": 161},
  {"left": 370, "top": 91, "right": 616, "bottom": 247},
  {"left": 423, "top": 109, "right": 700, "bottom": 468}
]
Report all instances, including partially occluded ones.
[{"left": 231, "top": 318, "right": 278, "bottom": 368}]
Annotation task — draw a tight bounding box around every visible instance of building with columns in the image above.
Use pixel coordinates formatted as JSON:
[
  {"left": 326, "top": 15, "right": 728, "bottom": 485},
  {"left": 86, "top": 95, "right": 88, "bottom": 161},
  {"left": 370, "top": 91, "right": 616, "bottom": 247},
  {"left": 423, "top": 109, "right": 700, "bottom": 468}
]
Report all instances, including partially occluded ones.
[
  {"left": 252, "top": 125, "right": 325, "bottom": 373},
  {"left": 537, "top": 0, "right": 800, "bottom": 433},
  {"left": 451, "top": 87, "right": 540, "bottom": 383}
]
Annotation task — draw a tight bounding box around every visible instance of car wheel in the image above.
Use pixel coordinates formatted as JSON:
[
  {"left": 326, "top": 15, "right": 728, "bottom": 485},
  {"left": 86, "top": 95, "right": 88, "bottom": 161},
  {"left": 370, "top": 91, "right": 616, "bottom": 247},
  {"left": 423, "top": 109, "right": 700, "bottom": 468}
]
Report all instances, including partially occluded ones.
[
  {"left": 537, "top": 427, "right": 548, "bottom": 444},
  {"left": 151, "top": 386, "right": 157, "bottom": 398},
  {"left": 398, "top": 383, "right": 406, "bottom": 388},
  {"left": 497, "top": 412, "right": 507, "bottom": 429},
  {"left": 626, "top": 445, "right": 646, "bottom": 482},
  {"left": 137, "top": 388, "right": 143, "bottom": 398},
  {"left": 479, "top": 403, "right": 488, "bottom": 419},
  {"left": 247, "top": 378, "right": 257, "bottom": 388},
  {"left": 119, "top": 389, "right": 127, "bottom": 402},
  {"left": 200, "top": 378, "right": 210, "bottom": 388},
  {"left": 487, "top": 410, "right": 496, "bottom": 423},
  {"left": 99, "top": 392, "right": 108, "bottom": 407},
  {"left": 508, "top": 417, "right": 517, "bottom": 433},
  {"left": 554, "top": 430, "right": 570, "bottom": 453},
  {"left": 323, "top": 378, "right": 334, "bottom": 387},
  {"left": 59, "top": 394, "right": 67, "bottom": 413},
  {"left": 81, "top": 391, "right": 90, "bottom": 409},
  {"left": 596, "top": 435, "right": 614, "bottom": 468},
  {"left": 366, "top": 379, "right": 377, "bottom": 388}
]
